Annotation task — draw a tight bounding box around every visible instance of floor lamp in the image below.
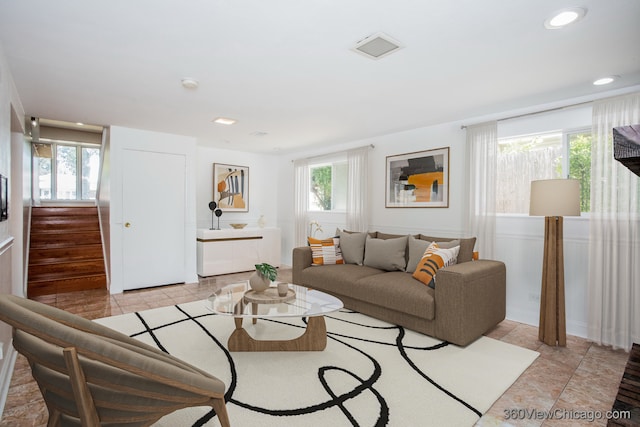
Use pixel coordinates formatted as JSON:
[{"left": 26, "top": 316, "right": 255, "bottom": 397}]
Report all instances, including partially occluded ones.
[{"left": 529, "top": 179, "right": 580, "bottom": 347}]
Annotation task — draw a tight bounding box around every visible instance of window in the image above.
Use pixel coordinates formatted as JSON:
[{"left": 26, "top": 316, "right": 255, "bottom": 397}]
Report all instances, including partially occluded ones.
[
  {"left": 567, "top": 132, "right": 591, "bottom": 212},
  {"left": 309, "top": 161, "right": 347, "bottom": 211},
  {"left": 33, "top": 142, "right": 101, "bottom": 201},
  {"left": 497, "top": 129, "right": 591, "bottom": 214}
]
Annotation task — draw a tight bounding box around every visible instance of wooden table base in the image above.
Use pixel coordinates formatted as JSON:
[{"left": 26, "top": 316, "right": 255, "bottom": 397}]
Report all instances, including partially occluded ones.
[{"left": 228, "top": 316, "right": 327, "bottom": 351}]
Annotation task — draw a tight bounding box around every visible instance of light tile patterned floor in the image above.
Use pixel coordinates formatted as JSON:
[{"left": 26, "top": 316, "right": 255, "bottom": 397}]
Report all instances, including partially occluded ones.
[{"left": 0, "top": 268, "right": 630, "bottom": 426}]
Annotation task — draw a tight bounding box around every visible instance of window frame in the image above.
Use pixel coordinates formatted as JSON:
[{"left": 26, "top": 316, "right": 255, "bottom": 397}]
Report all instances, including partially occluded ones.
[
  {"left": 308, "top": 159, "right": 348, "bottom": 213},
  {"left": 32, "top": 140, "right": 101, "bottom": 202},
  {"left": 496, "top": 126, "right": 591, "bottom": 216}
]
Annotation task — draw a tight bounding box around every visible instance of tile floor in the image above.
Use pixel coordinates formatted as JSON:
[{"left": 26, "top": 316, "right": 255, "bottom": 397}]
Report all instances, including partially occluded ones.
[{"left": 0, "top": 268, "right": 631, "bottom": 427}]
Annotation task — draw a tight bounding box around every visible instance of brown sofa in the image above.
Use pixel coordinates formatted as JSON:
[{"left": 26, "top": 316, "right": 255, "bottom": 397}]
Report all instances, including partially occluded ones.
[{"left": 292, "top": 232, "right": 506, "bottom": 346}]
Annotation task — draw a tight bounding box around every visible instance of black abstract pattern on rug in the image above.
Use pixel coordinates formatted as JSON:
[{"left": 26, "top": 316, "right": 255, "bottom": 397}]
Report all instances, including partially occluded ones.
[{"left": 131, "top": 307, "right": 481, "bottom": 426}]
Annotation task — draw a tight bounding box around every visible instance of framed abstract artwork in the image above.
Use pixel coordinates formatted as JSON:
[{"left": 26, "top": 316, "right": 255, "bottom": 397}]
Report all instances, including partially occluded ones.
[
  {"left": 385, "top": 147, "right": 449, "bottom": 208},
  {"left": 213, "top": 163, "right": 249, "bottom": 212}
]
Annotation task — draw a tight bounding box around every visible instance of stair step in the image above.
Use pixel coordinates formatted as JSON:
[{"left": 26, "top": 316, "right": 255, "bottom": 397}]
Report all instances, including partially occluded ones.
[
  {"left": 31, "top": 217, "right": 100, "bottom": 231},
  {"left": 32, "top": 206, "right": 98, "bottom": 217},
  {"left": 27, "top": 274, "right": 107, "bottom": 298},
  {"left": 30, "top": 231, "right": 102, "bottom": 248},
  {"left": 29, "top": 244, "right": 104, "bottom": 265},
  {"left": 28, "top": 260, "right": 105, "bottom": 280},
  {"left": 28, "top": 206, "right": 106, "bottom": 296}
]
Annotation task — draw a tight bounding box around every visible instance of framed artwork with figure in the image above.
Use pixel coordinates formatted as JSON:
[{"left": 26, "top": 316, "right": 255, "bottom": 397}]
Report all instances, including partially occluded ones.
[
  {"left": 213, "top": 163, "right": 249, "bottom": 212},
  {"left": 385, "top": 147, "right": 449, "bottom": 208}
]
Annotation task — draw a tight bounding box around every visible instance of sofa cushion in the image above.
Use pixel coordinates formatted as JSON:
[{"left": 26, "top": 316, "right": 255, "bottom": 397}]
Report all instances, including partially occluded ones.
[
  {"left": 300, "top": 266, "right": 434, "bottom": 320},
  {"left": 373, "top": 232, "right": 475, "bottom": 263},
  {"left": 412, "top": 242, "right": 460, "bottom": 287},
  {"left": 338, "top": 230, "right": 368, "bottom": 265},
  {"left": 300, "top": 264, "right": 384, "bottom": 290},
  {"left": 363, "top": 235, "right": 408, "bottom": 271},
  {"left": 420, "top": 235, "right": 475, "bottom": 263},
  {"left": 376, "top": 232, "right": 409, "bottom": 240},
  {"left": 406, "top": 235, "right": 461, "bottom": 272},
  {"left": 308, "top": 237, "right": 343, "bottom": 265},
  {"left": 355, "top": 272, "right": 435, "bottom": 320}
]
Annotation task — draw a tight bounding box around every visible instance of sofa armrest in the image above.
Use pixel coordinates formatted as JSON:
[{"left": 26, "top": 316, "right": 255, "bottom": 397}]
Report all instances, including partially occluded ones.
[
  {"left": 292, "top": 246, "right": 313, "bottom": 284},
  {"left": 434, "top": 260, "right": 506, "bottom": 346}
]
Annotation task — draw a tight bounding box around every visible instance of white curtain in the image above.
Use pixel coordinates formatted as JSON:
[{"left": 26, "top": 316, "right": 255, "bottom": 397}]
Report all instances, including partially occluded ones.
[
  {"left": 466, "top": 121, "right": 498, "bottom": 259},
  {"left": 293, "top": 158, "right": 309, "bottom": 247},
  {"left": 346, "top": 147, "right": 369, "bottom": 232},
  {"left": 588, "top": 92, "right": 640, "bottom": 351}
]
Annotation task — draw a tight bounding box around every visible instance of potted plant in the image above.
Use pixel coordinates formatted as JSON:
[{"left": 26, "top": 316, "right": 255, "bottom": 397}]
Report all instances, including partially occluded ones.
[{"left": 249, "top": 263, "right": 277, "bottom": 293}]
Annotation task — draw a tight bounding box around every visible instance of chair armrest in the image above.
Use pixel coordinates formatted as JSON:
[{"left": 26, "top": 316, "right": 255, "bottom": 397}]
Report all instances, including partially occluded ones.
[
  {"left": 434, "top": 260, "right": 506, "bottom": 346},
  {"left": 292, "top": 246, "right": 312, "bottom": 284}
]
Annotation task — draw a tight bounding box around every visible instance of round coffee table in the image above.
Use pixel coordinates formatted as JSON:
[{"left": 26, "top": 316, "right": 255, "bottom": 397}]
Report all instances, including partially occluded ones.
[{"left": 207, "top": 281, "right": 343, "bottom": 352}]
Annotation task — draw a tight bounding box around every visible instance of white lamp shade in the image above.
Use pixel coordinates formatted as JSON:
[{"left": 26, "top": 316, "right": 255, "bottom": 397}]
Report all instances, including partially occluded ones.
[{"left": 529, "top": 179, "right": 581, "bottom": 216}]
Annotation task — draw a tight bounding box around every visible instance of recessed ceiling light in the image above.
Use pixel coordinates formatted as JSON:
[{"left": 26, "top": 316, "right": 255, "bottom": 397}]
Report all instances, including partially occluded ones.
[
  {"left": 76, "top": 122, "right": 84, "bottom": 126},
  {"left": 212, "top": 117, "right": 237, "bottom": 125},
  {"left": 181, "top": 78, "right": 199, "bottom": 89},
  {"left": 593, "top": 76, "right": 618, "bottom": 86},
  {"left": 544, "top": 7, "right": 586, "bottom": 29}
]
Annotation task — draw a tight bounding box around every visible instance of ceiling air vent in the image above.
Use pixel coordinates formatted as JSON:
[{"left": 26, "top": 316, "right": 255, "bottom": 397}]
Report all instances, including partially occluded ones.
[{"left": 352, "top": 32, "right": 403, "bottom": 60}]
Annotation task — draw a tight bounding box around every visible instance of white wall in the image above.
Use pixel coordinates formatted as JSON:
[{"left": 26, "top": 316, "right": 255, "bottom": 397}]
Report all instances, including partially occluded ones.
[
  {"left": 0, "top": 42, "right": 25, "bottom": 419},
  {"left": 276, "top": 121, "right": 470, "bottom": 263},
  {"left": 108, "top": 126, "right": 198, "bottom": 293},
  {"left": 195, "top": 145, "right": 280, "bottom": 231},
  {"left": 96, "top": 128, "right": 111, "bottom": 285},
  {"left": 0, "top": 46, "right": 13, "bottom": 255},
  {"left": 496, "top": 105, "right": 592, "bottom": 338},
  {"left": 275, "top": 102, "right": 601, "bottom": 339},
  {"left": 10, "top": 121, "right": 28, "bottom": 298}
]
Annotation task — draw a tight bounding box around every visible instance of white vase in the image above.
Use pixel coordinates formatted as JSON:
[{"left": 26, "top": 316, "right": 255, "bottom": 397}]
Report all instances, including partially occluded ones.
[
  {"left": 257, "top": 215, "right": 266, "bottom": 228},
  {"left": 249, "top": 272, "right": 270, "bottom": 293}
]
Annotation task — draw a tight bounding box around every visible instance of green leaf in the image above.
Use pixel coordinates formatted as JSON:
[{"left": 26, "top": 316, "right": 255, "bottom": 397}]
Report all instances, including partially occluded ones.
[{"left": 254, "top": 263, "right": 277, "bottom": 281}]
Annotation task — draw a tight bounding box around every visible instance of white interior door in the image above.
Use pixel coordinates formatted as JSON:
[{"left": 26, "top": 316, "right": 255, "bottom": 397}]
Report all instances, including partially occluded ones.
[{"left": 122, "top": 149, "right": 185, "bottom": 290}]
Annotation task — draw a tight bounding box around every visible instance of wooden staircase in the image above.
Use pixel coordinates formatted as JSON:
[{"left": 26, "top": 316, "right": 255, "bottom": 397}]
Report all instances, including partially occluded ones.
[{"left": 28, "top": 206, "right": 107, "bottom": 297}]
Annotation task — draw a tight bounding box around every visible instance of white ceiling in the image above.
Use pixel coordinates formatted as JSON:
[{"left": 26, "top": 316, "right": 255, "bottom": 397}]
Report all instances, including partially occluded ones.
[{"left": 1, "top": 0, "right": 639, "bottom": 153}]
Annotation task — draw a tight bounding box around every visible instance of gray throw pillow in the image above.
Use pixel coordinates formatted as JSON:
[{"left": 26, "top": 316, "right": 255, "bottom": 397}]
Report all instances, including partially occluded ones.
[
  {"left": 338, "top": 230, "right": 367, "bottom": 265},
  {"left": 363, "top": 235, "right": 408, "bottom": 271},
  {"left": 406, "top": 235, "right": 461, "bottom": 273},
  {"left": 436, "top": 239, "right": 461, "bottom": 249},
  {"left": 406, "top": 235, "right": 430, "bottom": 273}
]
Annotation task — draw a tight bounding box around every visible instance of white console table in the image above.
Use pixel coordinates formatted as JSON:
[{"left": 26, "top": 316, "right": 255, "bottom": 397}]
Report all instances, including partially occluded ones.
[{"left": 196, "top": 227, "right": 281, "bottom": 277}]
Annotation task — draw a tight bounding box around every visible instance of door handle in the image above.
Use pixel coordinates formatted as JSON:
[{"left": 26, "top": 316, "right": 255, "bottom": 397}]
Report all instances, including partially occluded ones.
[{"left": 125, "top": 222, "right": 131, "bottom": 228}]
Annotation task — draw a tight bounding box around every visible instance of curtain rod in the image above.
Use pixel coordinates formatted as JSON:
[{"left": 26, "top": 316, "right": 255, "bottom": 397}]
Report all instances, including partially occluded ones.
[
  {"left": 460, "top": 100, "right": 593, "bottom": 130},
  {"left": 292, "top": 143, "right": 375, "bottom": 162}
]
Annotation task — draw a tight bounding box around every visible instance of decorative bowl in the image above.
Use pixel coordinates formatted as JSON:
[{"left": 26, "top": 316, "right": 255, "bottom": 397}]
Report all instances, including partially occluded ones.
[{"left": 230, "top": 223, "right": 248, "bottom": 229}]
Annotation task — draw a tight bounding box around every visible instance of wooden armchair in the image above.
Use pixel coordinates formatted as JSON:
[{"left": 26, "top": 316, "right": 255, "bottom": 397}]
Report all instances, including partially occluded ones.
[{"left": 0, "top": 294, "right": 231, "bottom": 427}]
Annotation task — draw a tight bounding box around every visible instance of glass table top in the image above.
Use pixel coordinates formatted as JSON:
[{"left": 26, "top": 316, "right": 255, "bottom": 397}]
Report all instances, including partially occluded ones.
[{"left": 207, "top": 281, "right": 343, "bottom": 318}]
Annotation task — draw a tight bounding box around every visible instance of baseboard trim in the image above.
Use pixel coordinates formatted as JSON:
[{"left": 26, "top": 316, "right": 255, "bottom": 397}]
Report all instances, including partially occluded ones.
[
  {"left": 0, "top": 344, "right": 17, "bottom": 420},
  {"left": 506, "top": 308, "right": 588, "bottom": 339}
]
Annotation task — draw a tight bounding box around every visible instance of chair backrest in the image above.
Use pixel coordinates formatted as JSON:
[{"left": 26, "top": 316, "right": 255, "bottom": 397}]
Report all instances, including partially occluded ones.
[{"left": 0, "top": 294, "right": 230, "bottom": 427}]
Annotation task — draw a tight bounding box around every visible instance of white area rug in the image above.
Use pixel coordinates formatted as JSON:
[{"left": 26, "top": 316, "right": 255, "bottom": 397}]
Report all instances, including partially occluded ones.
[{"left": 96, "top": 301, "right": 538, "bottom": 427}]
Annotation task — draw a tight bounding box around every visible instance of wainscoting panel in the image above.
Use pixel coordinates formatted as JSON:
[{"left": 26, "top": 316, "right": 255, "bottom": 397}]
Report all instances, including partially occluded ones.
[
  {"left": 496, "top": 215, "right": 589, "bottom": 338},
  {"left": 0, "top": 237, "right": 17, "bottom": 419}
]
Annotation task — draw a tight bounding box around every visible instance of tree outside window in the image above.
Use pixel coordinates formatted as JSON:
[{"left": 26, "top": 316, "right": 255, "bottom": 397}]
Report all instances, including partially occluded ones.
[
  {"left": 567, "top": 133, "right": 591, "bottom": 212},
  {"left": 309, "top": 161, "right": 347, "bottom": 211},
  {"left": 310, "top": 165, "right": 332, "bottom": 211}
]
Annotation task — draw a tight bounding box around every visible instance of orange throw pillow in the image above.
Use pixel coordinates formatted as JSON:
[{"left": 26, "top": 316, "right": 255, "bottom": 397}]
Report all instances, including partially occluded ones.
[
  {"left": 308, "top": 237, "right": 344, "bottom": 266},
  {"left": 412, "top": 242, "right": 460, "bottom": 288}
]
